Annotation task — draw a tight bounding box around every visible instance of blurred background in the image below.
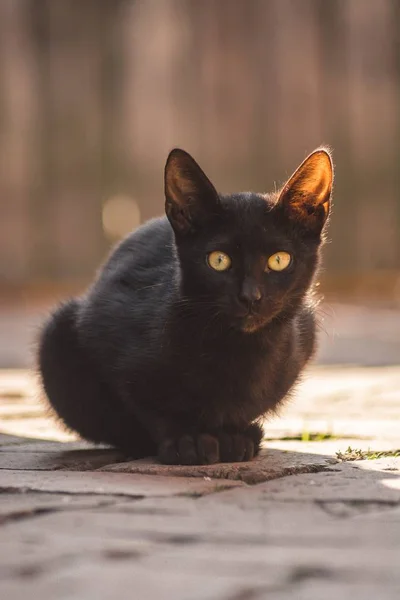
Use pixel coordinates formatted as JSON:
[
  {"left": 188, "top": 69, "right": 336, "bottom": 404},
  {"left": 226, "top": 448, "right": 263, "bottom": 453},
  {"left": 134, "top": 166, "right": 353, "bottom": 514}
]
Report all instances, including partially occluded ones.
[{"left": 1, "top": 0, "right": 400, "bottom": 369}]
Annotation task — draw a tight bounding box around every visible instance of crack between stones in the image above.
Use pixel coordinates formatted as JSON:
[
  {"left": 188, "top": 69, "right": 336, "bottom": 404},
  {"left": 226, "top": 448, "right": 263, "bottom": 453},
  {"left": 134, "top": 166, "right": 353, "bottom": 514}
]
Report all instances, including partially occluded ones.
[
  {"left": 316, "top": 499, "right": 400, "bottom": 518},
  {"left": 0, "top": 485, "right": 146, "bottom": 499},
  {"left": 0, "top": 496, "right": 141, "bottom": 526},
  {"left": 0, "top": 507, "right": 59, "bottom": 526},
  {"left": 203, "top": 463, "right": 338, "bottom": 486}
]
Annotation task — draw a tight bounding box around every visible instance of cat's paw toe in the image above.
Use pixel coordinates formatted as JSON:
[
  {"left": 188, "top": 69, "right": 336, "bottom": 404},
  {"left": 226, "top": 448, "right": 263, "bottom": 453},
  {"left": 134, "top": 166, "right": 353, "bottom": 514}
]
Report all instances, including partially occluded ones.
[
  {"left": 218, "top": 424, "right": 263, "bottom": 462},
  {"left": 196, "top": 433, "right": 219, "bottom": 464},
  {"left": 158, "top": 438, "right": 179, "bottom": 465},
  {"left": 157, "top": 425, "right": 263, "bottom": 465},
  {"left": 178, "top": 434, "right": 199, "bottom": 465},
  {"left": 218, "top": 432, "right": 247, "bottom": 462},
  {"left": 245, "top": 422, "right": 264, "bottom": 456},
  {"left": 158, "top": 433, "right": 219, "bottom": 465},
  {"left": 218, "top": 432, "right": 256, "bottom": 462}
]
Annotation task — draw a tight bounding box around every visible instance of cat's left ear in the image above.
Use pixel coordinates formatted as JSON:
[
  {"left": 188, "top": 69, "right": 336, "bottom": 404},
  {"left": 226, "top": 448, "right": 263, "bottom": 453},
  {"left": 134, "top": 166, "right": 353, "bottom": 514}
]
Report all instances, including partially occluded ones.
[
  {"left": 164, "top": 149, "right": 220, "bottom": 234},
  {"left": 277, "top": 148, "right": 333, "bottom": 235}
]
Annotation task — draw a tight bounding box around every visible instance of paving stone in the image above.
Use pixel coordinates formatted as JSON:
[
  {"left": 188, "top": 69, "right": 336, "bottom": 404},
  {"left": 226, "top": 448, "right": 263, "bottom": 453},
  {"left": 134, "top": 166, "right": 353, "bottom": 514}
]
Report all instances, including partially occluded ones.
[
  {"left": 99, "top": 448, "right": 335, "bottom": 484},
  {"left": 4, "top": 490, "right": 391, "bottom": 557},
  {"left": 1, "top": 359, "right": 400, "bottom": 600},
  {"left": 0, "top": 449, "right": 125, "bottom": 471},
  {"left": 0, "top": 471, "right": 399, "bottom": 600},
  {"left": 1, "top": 564, "right": 398, "bottom": 600},
  {"left": 0, "top": 565, "right": 259, "bottom": 600},
  {"left": 203, "top": 458, "right": 400, "bottom": 504},
  {"left": 87, "top": 496, "right": 400, "bottom": 545},
  {"left": 1, "top": 498, "right": 400, "bottom": 600},
  {"left": 0, "top": 469, "right": 244, "bottom": 497},
  {"left": 0, "top": 492, "right": 121, "bottom": 523}
]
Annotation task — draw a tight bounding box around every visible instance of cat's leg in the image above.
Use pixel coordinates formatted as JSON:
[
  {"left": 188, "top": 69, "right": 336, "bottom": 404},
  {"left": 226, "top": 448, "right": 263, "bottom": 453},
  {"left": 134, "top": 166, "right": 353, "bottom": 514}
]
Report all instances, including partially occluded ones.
[
  {"left": 38, "top": 300, "right": 156, "bottom": 458},
  {"left": 157, "top": 422, "right": 264, "bottom": 465}
]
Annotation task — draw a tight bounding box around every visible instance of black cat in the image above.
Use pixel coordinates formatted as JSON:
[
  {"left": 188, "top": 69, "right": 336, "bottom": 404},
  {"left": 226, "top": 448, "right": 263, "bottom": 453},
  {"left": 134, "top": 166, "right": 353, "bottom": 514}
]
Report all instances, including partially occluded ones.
[{"left": 38, "top": 147, "right": 333, "bottom": 465}]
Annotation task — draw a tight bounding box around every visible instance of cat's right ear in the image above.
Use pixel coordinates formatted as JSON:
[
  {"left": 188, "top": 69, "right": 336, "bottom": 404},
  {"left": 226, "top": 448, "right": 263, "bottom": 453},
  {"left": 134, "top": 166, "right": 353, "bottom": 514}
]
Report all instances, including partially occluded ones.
[
  {"left": 277, "top": 147, "right": 334, "bottom": 236},
  {"left": 164, "top": 149, "right": 220, "bottom": 234}
]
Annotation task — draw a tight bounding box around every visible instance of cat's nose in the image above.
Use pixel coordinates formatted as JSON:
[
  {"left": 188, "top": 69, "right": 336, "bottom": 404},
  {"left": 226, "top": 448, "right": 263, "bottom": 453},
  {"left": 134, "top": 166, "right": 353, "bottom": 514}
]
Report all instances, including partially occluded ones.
[{"left": 238, "top": 284, "right": 262, "bottom": 311}]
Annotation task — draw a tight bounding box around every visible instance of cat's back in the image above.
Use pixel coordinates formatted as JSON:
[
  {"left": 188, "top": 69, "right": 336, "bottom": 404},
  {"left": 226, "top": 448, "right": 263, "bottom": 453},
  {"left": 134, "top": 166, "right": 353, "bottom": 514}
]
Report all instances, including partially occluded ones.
[
  {"left": 78, "top": 217, "right": 178, "bottom": 343},
  {"left": 102, "top": 216, "right": 175, "bottom": 276},
  {"left": 89, "top": 216, "right": 177, "bottom": 295}
]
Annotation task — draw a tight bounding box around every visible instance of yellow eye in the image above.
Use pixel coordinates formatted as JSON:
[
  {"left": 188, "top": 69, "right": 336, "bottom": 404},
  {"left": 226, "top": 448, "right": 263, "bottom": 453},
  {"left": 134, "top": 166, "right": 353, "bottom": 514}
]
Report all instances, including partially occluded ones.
[
  {"left": 267, "top": 252, "right": 292, "bottom": 272},
  {"left": 207, "top": 251, "right": 232, "bottom": 271}
]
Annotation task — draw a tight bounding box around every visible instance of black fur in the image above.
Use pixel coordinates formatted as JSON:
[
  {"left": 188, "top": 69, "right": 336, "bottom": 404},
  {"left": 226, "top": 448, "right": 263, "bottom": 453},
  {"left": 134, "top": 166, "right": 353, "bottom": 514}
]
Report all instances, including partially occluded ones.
[{"left": 38, "top": 147, "right": 333, "bottom": 465}]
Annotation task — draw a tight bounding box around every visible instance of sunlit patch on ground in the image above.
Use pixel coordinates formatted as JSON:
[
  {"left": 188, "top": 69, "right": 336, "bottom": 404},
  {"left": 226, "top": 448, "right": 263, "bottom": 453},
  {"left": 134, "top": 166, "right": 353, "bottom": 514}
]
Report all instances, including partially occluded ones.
[
  {"left": 1, "top": 366, "right": 400, "bottom": 449},
  {"left": 0, "top": 370, "right": 77, "bottom": 442}
]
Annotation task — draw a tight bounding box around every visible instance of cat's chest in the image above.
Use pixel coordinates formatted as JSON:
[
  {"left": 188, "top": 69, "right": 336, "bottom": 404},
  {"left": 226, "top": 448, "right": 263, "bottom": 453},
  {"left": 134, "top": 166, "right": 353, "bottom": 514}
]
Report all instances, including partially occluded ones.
[{"left": 173, "top": 338, "right": 272, "bottom": 419}]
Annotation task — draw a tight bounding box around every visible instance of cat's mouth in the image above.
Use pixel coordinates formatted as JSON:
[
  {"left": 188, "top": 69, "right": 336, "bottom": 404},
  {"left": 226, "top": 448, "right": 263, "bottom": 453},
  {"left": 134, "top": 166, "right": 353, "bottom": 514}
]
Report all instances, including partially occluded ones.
[
  {"left": 228, "top": 304, "right": 271, "bottom": 333},
  {"left": 237, "top": 300, "right": 287, "bottom": 333},
  {"left": 240, "top": 314, "right": 266, "bottom": 333},
  {"left": 231, "top": 310, "right": 267, "bottom": 334}
]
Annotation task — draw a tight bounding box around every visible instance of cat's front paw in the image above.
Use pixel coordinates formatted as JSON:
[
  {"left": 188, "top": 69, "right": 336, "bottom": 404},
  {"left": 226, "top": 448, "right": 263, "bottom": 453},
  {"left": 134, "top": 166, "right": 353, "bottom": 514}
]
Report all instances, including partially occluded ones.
[
  {"left": 216, "top": 423, "right": 263, "bottom": 463},
  {"left": 157, "top": 424, "right": 263, "bottom": 465},
  {"left": 158, "top": 434, "right": 219, "bottom": 466}
]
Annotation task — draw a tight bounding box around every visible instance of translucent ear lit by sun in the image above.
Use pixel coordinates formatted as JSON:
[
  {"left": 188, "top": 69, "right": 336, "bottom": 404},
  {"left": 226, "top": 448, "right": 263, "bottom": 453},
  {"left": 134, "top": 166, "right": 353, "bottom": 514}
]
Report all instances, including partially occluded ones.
[
  {"left": 266, "top": 252, "right": 292, "bottom": 272},
  {"left": 278, "top": 148, "right": 333, "bottom": 228},
  {"left": 290, "top": 150, "right": 332, "bottom": 206}
]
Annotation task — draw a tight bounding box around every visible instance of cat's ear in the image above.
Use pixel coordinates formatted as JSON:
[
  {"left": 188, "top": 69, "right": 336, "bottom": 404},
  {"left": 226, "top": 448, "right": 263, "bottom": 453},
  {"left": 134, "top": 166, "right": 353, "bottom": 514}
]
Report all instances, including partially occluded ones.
[
  {"left": 165, "top": 149, "right": 220, "bottom": 234},
  {"left": 277, "top": 148, "right": 333, "bottom": 234}
]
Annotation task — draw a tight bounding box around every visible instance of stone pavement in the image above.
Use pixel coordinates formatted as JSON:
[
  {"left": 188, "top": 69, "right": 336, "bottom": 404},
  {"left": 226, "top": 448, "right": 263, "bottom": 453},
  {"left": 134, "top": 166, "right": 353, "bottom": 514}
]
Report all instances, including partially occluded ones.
[
  {"left": 1, "top": 431, "right": 400, "bottom": 600},
  {"left": 2, "top": 301, "right": 400, "bottom": 598},
  {"left": 1, "top": 361, "right": 400, "bottom": 599}
]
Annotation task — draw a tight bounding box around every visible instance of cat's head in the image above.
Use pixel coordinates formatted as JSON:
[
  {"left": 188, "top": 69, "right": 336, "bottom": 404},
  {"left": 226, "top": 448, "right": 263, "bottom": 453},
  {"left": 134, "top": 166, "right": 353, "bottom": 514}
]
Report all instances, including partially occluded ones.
[{"left": 165, "top": 147, "right": 333, "bottom": 333}]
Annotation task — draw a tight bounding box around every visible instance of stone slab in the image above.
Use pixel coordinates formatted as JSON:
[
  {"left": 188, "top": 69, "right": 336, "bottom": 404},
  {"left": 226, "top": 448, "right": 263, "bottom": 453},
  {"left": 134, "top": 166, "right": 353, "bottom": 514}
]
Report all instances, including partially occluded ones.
[
  {"left": 99, "top": 447, "right": 336, "bottom": 484},
  {"left": 0, "top": 567, "right": 261, "bottom": 600},
  {"left": 203, "top": 458, "right": 400, "bottom": 505},
  {"left": 1, "top": 493, "right": 400, "bottom": 600},
  {"left": 0, "top": 461, "right": 400, "bottom": 600},
  {"left": 88, "top": 494, "right": 400, "bottom": 544},
  {"left": 0, "top": 469, "right": 244, "bottom": 497},
  {"left": 0, "top": 449, "right": 125, "bottom": 471},
  {"left": 0, "top": 492, "right": 122, "bottom": 523}
]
